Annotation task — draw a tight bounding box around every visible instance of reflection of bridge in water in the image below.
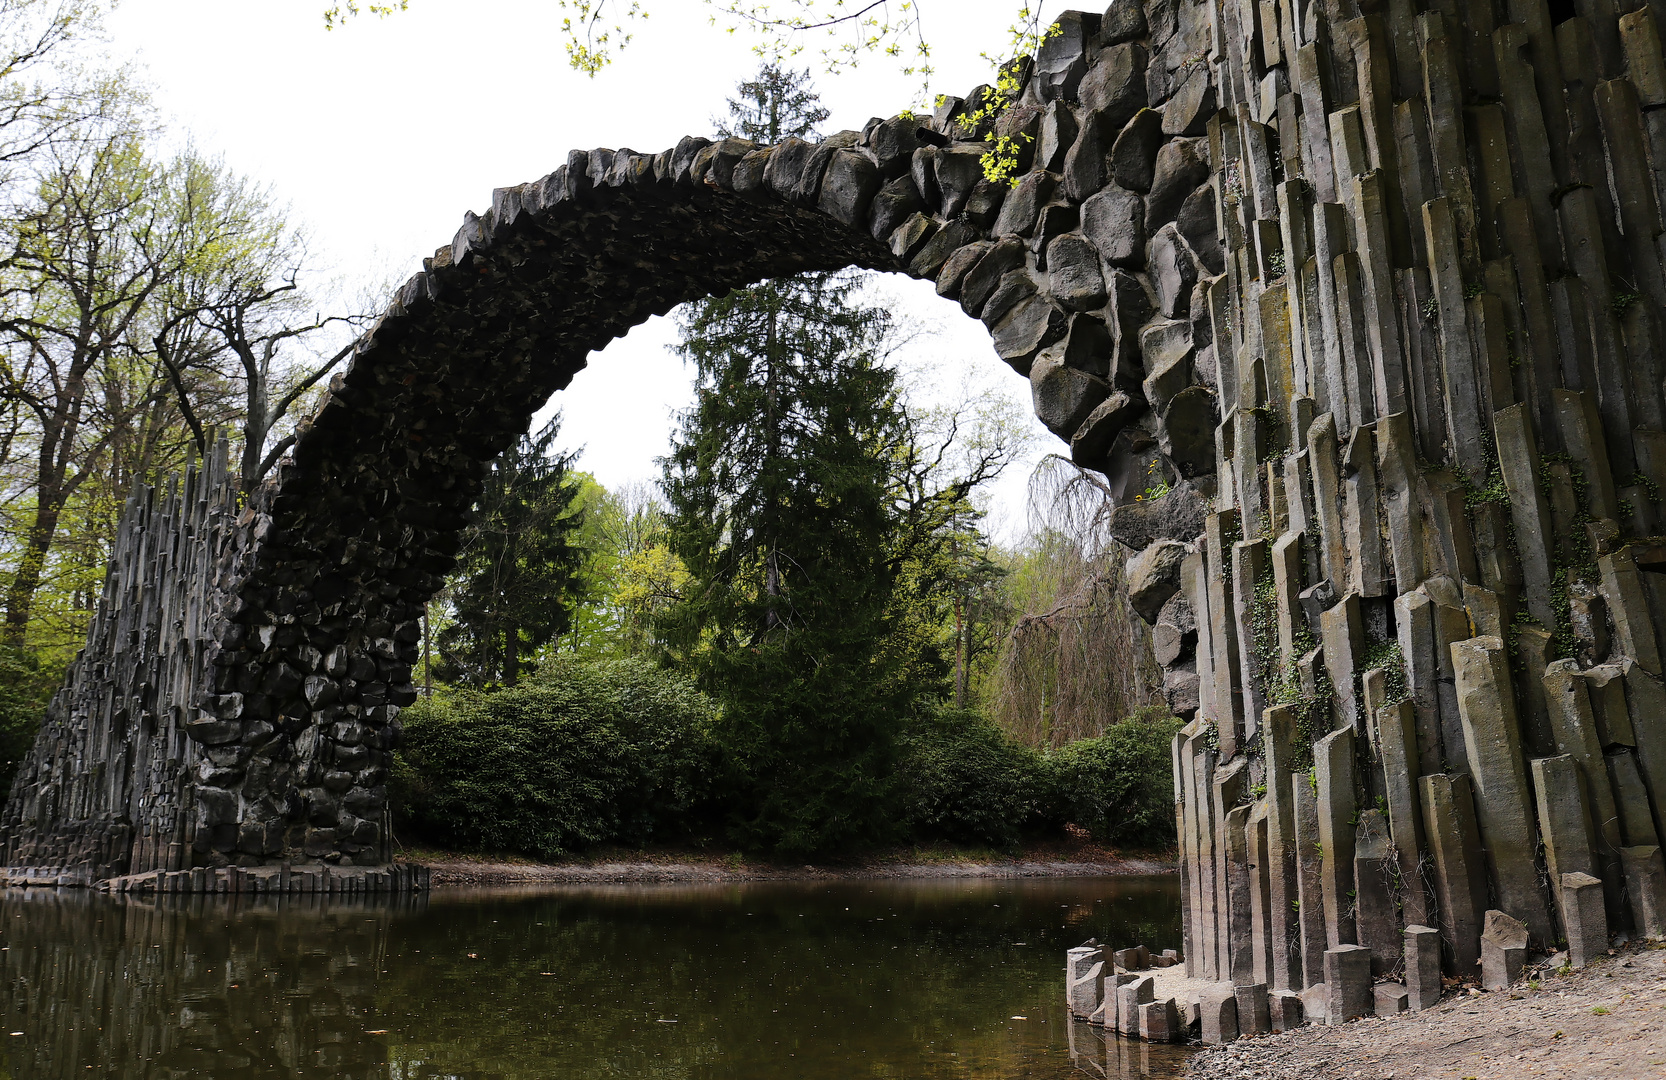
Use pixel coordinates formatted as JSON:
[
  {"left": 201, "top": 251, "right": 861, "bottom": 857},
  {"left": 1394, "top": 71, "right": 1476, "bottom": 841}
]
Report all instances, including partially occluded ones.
[{"left": 0, "top": 888, "right": 423, "bottom": 1078}]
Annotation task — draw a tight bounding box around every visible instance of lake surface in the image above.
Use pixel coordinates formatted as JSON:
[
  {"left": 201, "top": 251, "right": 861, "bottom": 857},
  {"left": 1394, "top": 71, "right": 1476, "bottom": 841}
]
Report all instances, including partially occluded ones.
[{"left": 0, "top": 874, "right": 1192, "bottom": 1079}]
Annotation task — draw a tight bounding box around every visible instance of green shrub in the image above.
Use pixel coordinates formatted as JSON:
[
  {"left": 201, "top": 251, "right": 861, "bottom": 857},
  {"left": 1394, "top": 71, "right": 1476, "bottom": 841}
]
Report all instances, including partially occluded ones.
[
  {"left": 0, "top": 646, "right": 61, "bottom": 799},
  {"left": 1044, "top": 709, "right": 1183, "bottom": 848},
  {"left": 898, "top": 708, "right": 1050, "bottom": 848},
  {"left": 393, "top": 657, "right": 718, "bottom": 858}
]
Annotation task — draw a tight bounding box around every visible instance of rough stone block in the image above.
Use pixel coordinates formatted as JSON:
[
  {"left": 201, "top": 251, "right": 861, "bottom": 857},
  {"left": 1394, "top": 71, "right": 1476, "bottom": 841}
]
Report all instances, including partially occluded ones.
[
  {"left": 1377, "top": 700, "right": 1430, "bottom": 926},
  {"left": 1585, "top": 665, "right": 1635, "bottom": 748},
  {"left": 1561, "top": 872, "right": 1608, "bottom": 969},
  {"left": 1453, "top": 636, "right": 1554, "bottom": 944},
  {"left": 1622, "top": 10, "right": 1666, "bottom": 106},
  {"left": 1314, "top": 726, "right": 1358, "bottom": 948},
  {"left": 1248, "top": 801, "right": 1274, "bottom": 987},
  {"left": 1118, "top": 974, "right": 1154, "bottom": 1034},
  {"left": 1223, "top": 802, "right": 1256, "bottom": 983},
  {"left": 1199, "top": 985, "right": 1240, "bottom": 1044},
  {"left": 1270, "top": 989, "right": 1304, "bottom": 1031},
  {"left": 1234, "top": 982, "right": 1271, "bottom": 1035},
  {"left": 1299, "top": 981, "right": 1329, "bottom": 1024},
  {"left": 1373, "top": 983, "right": 1409, "bottom": 1015},
  {"left": 1404, "top": 924, "right": 1442, "bottom": 1010},
  {"left": 1353, "top": 809, "right": 1401, "bottom": 975},
  {"left": 1082, "top": 185, "right": 1146, "bottom": 267},
  {"left": 1624, "top": 845, "right": 1666, "bottom": 939},
  {"left": 1601, "top": 549, "right": 1661, "bottom": 675},
  {"left": 1609, "top": 751, "right": 1660, "bottom": 847},
  {"left": 1107, "top": 970, "right": 1137, "bottom": 1031},
  {"left": 1067, "top": 946, "right": 1103, "bottom": 1017},
  {"left": 1421, "top": 773, "right": 1488, "bottom": 974},
  {"left": 1480, "top": 909, "right": 1528, "bottom": 990},
  {"left": 1112, "top": 946, "right": 1148, "bottom": 970},
  {"left": 1294, "top": 771, "right": 1329, "bottom": 988},
  {"left": 1320, "top": 593, "right": 1365, "bottom": 729},
  {"left": 1323, "top": 945, "right": 1372, "bottom": 1024},
  {"left": 1138, "top": 998, "right": 1182, "bottom": 1043},
  {"left": 1620, "top": 662, "right": 1666, "bottom": 851},
  {"left": 1126, "top": 540, "right": 1189, "bottom": 623},
  {"left": 1262, "top": 705, "right": 1303, "bottom": 993},
  {"left": 1532, "top": 755, "right": 1598, "bottom": 933},
  {"left": 1546, "top": 663, "right": 1628, "bottom": 923},
  {"left": 1493, "top": 403, "right": 1556, "bottom": 628}
]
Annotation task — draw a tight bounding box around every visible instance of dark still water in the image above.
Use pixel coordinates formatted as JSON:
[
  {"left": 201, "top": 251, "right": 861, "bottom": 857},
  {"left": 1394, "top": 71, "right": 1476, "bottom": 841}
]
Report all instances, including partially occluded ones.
[{"left": 0, "top": 875, "right": 1191, "bottom": 1080}]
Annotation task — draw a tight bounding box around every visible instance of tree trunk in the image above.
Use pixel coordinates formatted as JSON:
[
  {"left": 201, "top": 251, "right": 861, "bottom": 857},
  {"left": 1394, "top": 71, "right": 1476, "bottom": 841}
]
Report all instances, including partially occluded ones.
[
  {"left": 763, "top": 299, "right": 782, "bottom": 629},
  {"left": 953, "top": 596, "right": 965, "bottom": 708},
  {"left": 4, "top": 493, "right": 63, "bottom": 643}
]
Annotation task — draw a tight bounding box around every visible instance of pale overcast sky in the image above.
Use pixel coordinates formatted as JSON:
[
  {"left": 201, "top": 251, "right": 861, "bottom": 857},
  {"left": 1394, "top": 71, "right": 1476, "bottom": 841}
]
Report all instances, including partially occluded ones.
[{"left": 103, "top": 0, "right": 1078, "bottom": 541}]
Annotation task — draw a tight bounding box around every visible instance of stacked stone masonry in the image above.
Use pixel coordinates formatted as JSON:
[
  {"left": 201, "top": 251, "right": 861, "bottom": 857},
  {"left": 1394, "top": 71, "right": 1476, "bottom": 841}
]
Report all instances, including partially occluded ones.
[{"left": 0, "top": 0, "right": 1659, "bottom": 1034}]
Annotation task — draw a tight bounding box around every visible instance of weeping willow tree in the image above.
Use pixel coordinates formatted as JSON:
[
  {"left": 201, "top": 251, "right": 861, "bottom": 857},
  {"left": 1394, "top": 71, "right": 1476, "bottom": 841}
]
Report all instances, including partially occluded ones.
[{"left": 981, "top": 456, "right": 1164, "bottom": 749}]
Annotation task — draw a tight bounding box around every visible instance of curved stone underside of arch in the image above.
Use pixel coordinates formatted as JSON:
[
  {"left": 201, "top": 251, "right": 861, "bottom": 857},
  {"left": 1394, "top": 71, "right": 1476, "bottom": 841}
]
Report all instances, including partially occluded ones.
[{"left": 18, "top": 0, "right": 1666, "bottom": 1042}]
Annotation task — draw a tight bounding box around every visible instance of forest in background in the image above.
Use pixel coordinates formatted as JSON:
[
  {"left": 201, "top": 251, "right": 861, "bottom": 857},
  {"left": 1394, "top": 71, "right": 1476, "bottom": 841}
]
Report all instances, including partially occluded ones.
[{"left": 0, "top": 3, "right": 1179, "bottom": 858}]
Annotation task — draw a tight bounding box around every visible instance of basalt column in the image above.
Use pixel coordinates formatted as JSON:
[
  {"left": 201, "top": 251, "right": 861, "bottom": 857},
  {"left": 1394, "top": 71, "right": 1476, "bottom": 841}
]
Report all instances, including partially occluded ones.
[{"left": 1160, "top": 0, "right": 1666, "bottom": 1028}]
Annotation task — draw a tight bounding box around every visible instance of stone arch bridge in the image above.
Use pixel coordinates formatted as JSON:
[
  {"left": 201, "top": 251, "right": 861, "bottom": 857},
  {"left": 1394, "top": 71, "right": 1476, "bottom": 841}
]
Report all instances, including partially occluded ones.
[{"left": 11, "top": 0, "right": 1666, "bottom": 1042}]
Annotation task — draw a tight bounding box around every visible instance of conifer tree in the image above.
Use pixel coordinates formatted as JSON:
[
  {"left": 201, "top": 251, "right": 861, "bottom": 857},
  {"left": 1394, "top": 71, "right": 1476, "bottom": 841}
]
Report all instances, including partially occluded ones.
[
  {"left": 662, "top": 67, "right": 919, "bottom": 854},
  {"left": 440, "top": 415, "right": 585, "bottom": 687}
]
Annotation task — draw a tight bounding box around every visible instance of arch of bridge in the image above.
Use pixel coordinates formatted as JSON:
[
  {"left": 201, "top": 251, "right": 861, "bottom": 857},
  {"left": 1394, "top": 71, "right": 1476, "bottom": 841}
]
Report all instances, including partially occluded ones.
[{"left": 2, "top": 6, "right": 1220, "bottom": 876}]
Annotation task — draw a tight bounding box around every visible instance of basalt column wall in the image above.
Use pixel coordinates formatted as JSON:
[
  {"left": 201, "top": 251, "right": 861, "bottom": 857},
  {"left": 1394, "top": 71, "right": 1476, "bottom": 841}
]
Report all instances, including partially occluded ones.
[
  {"left": 1162, "top": 0, "right": 1666, "bottom": 1027},
  {"left": 0, "top": 443, "right": 246, "bottom": 883}
]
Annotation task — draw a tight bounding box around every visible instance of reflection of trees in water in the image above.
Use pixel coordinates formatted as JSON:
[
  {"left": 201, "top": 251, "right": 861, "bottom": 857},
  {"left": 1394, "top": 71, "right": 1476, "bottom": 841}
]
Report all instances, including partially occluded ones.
[
  {"left": 0, "top": 889, "right": 420, "bottom": 1079},
  {"left": 0, "top": 878, "right": 1186, "bottom": 1080},
  {"left": 378, "top": 879, "right": 1185, "bottom": 1080}
]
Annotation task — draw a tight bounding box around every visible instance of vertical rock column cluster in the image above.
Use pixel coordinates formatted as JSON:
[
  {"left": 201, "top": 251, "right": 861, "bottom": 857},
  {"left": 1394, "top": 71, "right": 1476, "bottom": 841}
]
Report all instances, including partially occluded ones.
[
  {"left": 1164, "top": 0, "right": 1666, "bottom": 1041},
  {"left": 0, "top": 444, "right": 241, "bottom": 882}
]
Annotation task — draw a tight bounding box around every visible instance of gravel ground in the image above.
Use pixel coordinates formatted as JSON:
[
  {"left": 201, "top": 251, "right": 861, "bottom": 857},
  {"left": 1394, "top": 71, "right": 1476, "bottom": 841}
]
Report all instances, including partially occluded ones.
[{"left": 1186, "top": 942, "right": 1666, "bottom": 1079}]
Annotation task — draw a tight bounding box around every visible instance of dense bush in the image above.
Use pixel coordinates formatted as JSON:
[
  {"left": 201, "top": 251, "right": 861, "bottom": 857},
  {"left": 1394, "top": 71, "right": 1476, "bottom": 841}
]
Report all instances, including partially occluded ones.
[
  {"left": 395, "top": 659, "right": 1180, "bottom": 858},
  {"left": 1045, "top": 709, "right": 1183, "bottom": 847},
  {"left": 898, "top": 709, "right": 1050, "bottom": 848},
  {"left": 393, "top": 657, "right": 718, "bottom": 857},
  {"left": 897, "top": 707, "right": 1182, "bottom": 851},
  {"left": 0, "top": 646, "right": 61, "bottom": 799}
]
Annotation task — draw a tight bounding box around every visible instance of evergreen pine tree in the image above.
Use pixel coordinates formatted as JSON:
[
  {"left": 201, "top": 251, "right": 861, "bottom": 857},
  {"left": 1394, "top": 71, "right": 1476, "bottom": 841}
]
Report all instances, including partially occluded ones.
[
  {"left": 662, "top": 67, "right": 921, "bottom": 854},
  {"left": 719, "top": 66, "right": 828, "bottom": 142},
  {"left": 440, "top": 415, "right": 586, "bottom": 687}
]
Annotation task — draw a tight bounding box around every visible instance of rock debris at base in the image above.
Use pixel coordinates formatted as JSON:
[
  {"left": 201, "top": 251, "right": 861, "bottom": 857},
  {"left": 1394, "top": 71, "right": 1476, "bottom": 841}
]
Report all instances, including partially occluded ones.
[{"left": 1186, "top": 943, "right": 1666, "bottom": 1080}]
